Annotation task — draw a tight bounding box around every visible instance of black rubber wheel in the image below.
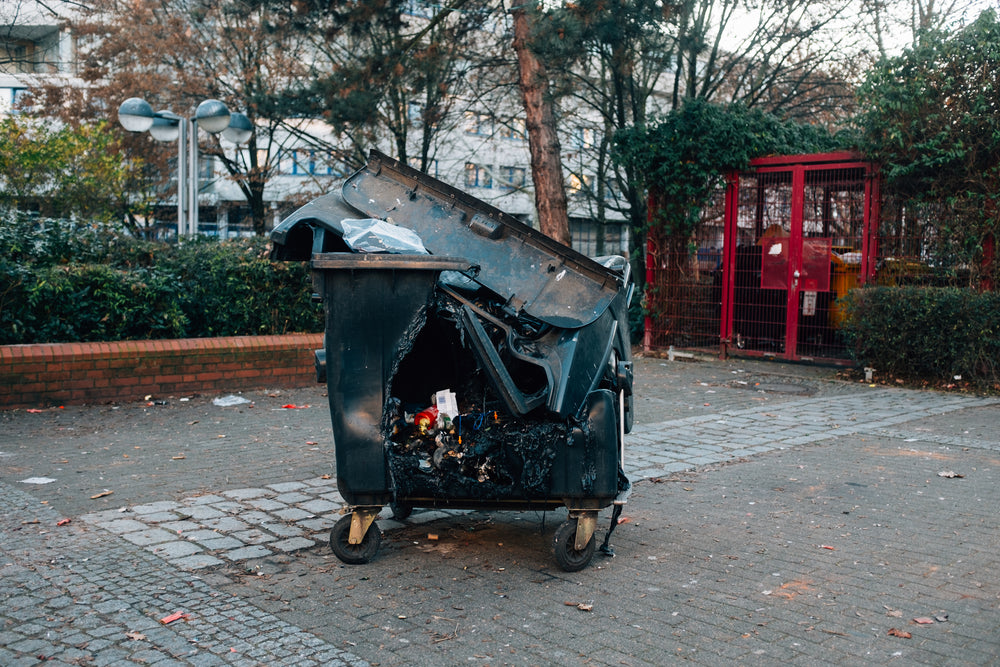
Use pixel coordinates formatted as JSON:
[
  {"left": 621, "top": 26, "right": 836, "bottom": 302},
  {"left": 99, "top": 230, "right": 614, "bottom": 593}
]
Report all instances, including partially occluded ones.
[
  {"left": 552, "top": 519, "right": 595, "bottom": 572},
  {"left": 329, "top": 514, "right": 382, "bottom": 565},
  {"left": 389, "top": 502, "right": 412, "bottom": 520}
]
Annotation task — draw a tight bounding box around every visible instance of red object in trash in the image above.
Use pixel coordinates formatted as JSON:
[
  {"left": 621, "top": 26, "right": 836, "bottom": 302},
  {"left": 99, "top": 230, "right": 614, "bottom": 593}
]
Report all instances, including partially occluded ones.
[{"left": 414, "top": 406, "right": 439, "bottom": 430}]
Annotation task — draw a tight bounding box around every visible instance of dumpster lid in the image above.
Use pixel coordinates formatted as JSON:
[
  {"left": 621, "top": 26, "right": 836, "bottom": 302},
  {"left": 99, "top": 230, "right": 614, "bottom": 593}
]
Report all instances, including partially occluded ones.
[{"left": 339, "top": 150, "right": 623, "bottom": 328}]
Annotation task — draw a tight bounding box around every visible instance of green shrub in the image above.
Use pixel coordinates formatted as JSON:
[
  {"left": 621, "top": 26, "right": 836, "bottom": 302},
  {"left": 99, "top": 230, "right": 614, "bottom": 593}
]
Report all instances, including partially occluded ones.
[
  {"left": 841, "top": 286, "right": 1000, "bottom": 387},
  {"left": 0, "top": 214, "right": 322, "bottom": 344}
]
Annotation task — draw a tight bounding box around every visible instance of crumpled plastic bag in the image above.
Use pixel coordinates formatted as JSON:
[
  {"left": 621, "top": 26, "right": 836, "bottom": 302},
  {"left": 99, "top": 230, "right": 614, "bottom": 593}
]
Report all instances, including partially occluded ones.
[
  {"left": 340, "top": 218, "right": 428, "bottom": 254},
  {"left": 213, "top": 394, "right": 251, "bottom": 407}
]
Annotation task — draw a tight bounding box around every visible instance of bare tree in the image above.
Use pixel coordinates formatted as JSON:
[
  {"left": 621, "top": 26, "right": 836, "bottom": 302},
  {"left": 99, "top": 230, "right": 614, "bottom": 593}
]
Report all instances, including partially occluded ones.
[
  {"left": 511, "top": 4, "right": 571, "bottom": 246},
  {"left": 34, "top": 0, "right": 345, "bottom": 235},
  {"left": 857, "top": 0, "right": 968, "bottom": 59}
]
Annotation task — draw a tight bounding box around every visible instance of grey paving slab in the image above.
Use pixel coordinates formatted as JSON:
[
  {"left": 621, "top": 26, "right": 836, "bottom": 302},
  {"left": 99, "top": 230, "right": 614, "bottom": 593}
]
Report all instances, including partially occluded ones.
[
  {"left": 2, "top": 356, "right": 999, "bottom": 666},
  {"left": 0, "top": 483, "right": 367, "bottom": 666}
]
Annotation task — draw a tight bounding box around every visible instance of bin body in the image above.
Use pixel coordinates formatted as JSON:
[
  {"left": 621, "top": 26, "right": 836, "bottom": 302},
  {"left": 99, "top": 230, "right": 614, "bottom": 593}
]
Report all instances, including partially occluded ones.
[
  {"left": 272, "top": 149, "right": 633, "bottom": 517},
  {"left": 314, "top": 255, "right": 471, "bottom": 506}
]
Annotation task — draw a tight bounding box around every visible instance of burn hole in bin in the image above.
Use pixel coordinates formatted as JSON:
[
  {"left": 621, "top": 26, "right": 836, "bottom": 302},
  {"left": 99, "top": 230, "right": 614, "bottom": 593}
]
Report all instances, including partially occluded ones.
[{"left": 384, "top": 287, "right": 563, "bottom": 502}]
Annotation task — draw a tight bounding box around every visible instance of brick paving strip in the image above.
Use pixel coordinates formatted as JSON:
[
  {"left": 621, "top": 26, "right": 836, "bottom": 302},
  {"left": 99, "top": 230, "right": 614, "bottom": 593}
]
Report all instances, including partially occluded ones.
[
  {"left": 63, "top": 387, "right": 999, "bottom": 575},
  {"left": 0, "top": 483, "right": 368, "bottom": 667}
]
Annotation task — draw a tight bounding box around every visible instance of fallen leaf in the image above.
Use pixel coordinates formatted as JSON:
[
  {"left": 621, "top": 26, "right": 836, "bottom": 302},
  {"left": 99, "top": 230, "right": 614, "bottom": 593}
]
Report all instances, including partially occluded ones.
[
  {"left": 321, "top": 474, "right": 331, "bottom": 479},
  {"left": 887, "top": 628, "right": 911, "bottom": 639},
  {"left": 90, "top": 490, "right": 114, "bottom": 499},
  {"left": 56, "top": 518, "right": 71, "bottom": 526},
  {"left": 172, "top": 455, "right": 186, "bottom": 460},
  {"left": 913, "top": 617, "right": 935, "bottom": 624},
  {"left": 125, "top": 631, "right": 146, "bottom": 641},
  {"left": 577, "top": 603, "right": 594, "bottom": 612},
  {"left": 160, "top": 611, "right": 189, "bottom": 624},
  {"left": 306, "top": 441, "right": 318, "bottom": 445}
]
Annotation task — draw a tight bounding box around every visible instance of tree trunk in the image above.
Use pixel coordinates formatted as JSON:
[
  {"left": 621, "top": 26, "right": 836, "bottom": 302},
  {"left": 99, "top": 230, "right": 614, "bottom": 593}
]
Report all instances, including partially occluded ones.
[{"left": 511, "top": 7, "right": 571, "bottom": 247}]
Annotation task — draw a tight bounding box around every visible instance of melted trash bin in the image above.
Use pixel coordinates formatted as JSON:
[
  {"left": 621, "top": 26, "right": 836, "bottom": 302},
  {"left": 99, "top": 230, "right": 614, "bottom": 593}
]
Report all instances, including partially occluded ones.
[{"left": 270, "top": 149, "right": 634, "bottom": 571}]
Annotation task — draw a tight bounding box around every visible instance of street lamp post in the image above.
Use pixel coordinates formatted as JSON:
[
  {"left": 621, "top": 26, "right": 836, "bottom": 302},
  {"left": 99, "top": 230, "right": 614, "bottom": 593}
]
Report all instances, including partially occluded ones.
[{"left": 118, "top": 97, "right": 253, "bottom": 238}]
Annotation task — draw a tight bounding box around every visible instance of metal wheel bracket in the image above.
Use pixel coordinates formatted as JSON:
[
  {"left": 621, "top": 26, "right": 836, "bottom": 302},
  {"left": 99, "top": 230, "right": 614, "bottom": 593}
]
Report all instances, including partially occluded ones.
[
  {"left": 569, "top": 511, "right": 598, "bottom": 551},
  {"left": 348, "top": 508, "right": 380, "bottom": 545}
]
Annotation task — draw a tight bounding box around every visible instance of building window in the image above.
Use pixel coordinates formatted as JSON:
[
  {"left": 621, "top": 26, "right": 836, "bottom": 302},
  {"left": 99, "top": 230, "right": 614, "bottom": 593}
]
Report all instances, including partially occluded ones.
[
  {"left": 408, "top": 102, "right": 423, "bottom": 125},
  {"left": 498, "top": 165, "right": 526, "bottom": 190},
  {"left": 408, "top": 157, "right": 439, "bottom": 177},
  {"left": 464, "top": 111, "right": 492, "bottom": 136},
  {"left": 198, "top": 156, "right": 214, "bottom": 181},
  {"left": 281, "top": 149, "right": 342, "bottom": 176},
  {"left": 465, "top": 162, "right": 492, "bottom": 188},
  {"left": 574, "top": 127, "right": 596, "bottom": 149},
  {"left": 568, "top": 173, "right": 593, "bottom": 197},
  {"left": 499, "top": 118, "right": 525, "bottom": 141},
  {"left": 1, "top": 42, "right": 34, "bottom": 74},
  {"left": 291, "top": 149, "right": 315, "bottom": 176}
]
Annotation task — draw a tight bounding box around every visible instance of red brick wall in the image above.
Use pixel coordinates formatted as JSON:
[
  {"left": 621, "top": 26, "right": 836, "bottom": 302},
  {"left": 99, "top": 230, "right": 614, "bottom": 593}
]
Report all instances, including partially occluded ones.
[{"left": 0, "top": 334, "right": 325, "bottom": 409}]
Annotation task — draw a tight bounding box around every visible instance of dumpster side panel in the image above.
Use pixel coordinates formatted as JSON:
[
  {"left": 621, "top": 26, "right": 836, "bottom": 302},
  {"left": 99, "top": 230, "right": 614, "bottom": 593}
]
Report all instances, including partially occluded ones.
[
  {"left": 320, "top": 266, "right": 439, "bottom": 506},
  {"left": 550, "top": 389, "right": 620, "bottom": 502}
]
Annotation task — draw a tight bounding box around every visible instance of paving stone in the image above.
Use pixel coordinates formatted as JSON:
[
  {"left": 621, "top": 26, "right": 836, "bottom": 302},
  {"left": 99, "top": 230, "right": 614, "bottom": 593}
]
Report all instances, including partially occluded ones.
[
  {"left": 222, "top": 488, "right": 272, "bottom": 501},
  {"left": 178, "top": 505, "right": 226, "bottom": 520},
  {"left": 224, "top": 545, "right": 274, "bottom": 561},
  {"left": 119, "top": 528, "right": 178, "bottom": 547},
  {"left": 131, "top": 501, "right": 181, "bottom": 515},
  {"left": 186, "top": 529, "right": 227, "bottom": 543},
  {"left": 97, "top": 519, "right": 149, "bottom": 534},
  {"left": 262, "top": 523, "right": 303, "bottom": 537},
  {"left": 274, "top": 492, "right": 312, "bottom": 504},
  {"left": 266, "top": 482, "right": 309, "bottom": 493},
  {"left": 201, "top": 517, "right": 248, "bottom": 532},
  {"left": 145, "top": 540, "right": 204, "bottom": 558},
  {"left": 270, "top": 537, "right": 316, "bottom": 553},
  {"left": 159, "top": 520, "right": 202, "bottom": 534},
  {"left": 231, "top": 529, "right": 278, "bottom": 545},
  {"left": 298, "top": 518, "right": 336, "bottom": 532},
  {"left": 248, "top": 498, "right": 287, "bottom": 512},
  {"left": 197, "top": 536, "right": 245, "bottom": 551},
  {"left": 273, "top": 508, "right": 314, "bottom": 521},
  {"left": 183, "top": 494, "right": 225, "bottom": 505},
  {"left": 298, "top": 499, "right": 340, "bottom": 514}
]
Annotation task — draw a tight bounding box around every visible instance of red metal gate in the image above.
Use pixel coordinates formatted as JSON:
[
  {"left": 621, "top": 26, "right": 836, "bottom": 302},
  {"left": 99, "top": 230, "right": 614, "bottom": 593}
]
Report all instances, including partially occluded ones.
[
  {"left": 720, "top": 153, "right": 879, "bottom": 362},
  {"left": 642, "top": 152, "right": 880, "bottom": 364}
]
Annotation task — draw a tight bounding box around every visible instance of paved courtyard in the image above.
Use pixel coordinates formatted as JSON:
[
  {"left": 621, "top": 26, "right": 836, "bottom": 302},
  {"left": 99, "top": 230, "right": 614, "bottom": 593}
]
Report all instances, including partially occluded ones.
[{"left": 2, "top": 355, "right": 998, "bottom": 665}]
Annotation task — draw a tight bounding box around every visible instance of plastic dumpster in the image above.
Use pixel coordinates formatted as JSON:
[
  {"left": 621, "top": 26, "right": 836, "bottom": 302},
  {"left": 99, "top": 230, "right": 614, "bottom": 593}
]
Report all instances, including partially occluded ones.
[{"left": 271, "top": 150, "right": 634, "bottom": 571}]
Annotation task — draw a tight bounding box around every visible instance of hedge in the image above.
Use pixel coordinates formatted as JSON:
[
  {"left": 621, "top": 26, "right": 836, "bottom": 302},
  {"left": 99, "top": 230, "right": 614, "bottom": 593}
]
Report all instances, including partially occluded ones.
[
  {"left": 0, "top": 215, "right": 322, "bottom": 344},
  {"left": 841, "top": 286, "right": 1000, "bottom": 387}
]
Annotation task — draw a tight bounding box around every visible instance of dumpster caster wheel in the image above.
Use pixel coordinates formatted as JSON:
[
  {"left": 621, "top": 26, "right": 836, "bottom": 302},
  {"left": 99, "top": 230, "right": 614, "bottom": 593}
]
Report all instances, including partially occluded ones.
[
  {"left": 553, "top": 519, "right": 595, "bottom": 572},
  {"left": 330, "top": 515, "right": 382, "bottom": 565},
  {"left": 390, "top": 502, "right": 412, "bottom": 520}
]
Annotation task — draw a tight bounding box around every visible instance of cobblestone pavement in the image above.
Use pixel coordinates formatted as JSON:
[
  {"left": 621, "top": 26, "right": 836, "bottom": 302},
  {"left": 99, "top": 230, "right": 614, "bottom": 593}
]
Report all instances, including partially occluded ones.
[{"left": 2, "top": 355, "right": 999, "bottom": 665}]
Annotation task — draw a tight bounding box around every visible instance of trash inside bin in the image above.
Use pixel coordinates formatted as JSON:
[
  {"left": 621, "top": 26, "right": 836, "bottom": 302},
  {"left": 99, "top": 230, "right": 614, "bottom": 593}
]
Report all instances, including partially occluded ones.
[{"left": 271, "top": 149, "right": 634, "bottom": 571}]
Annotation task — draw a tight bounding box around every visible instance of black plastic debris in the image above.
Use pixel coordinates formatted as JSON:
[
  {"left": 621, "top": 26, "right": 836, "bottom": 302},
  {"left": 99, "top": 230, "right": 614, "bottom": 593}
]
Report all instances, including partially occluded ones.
[{"left": 270, "top": 149, "right": 634, "bottom": 571}]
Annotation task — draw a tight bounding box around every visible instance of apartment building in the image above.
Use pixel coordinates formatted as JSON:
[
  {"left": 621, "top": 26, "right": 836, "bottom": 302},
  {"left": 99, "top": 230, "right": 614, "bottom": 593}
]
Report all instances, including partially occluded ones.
[{"left": 1, "top": 0, "right": 628, "bottom": 256}]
